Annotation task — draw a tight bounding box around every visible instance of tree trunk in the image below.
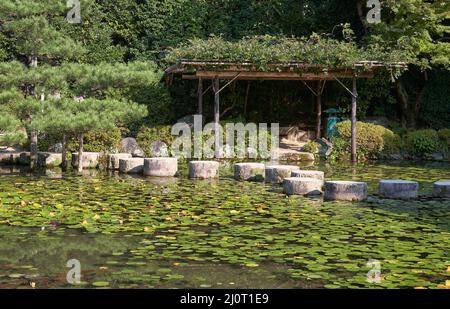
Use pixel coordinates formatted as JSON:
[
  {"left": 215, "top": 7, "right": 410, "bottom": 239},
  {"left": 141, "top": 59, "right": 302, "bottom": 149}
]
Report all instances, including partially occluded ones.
[
  {"left": 77, "top": 134, "right": 84, "bottom": 173},
  {"left": 61, "top": 134, "right": 67, "bottom": 171},
  {"left": 29, "top": 129, "right": 38, "bottom": 170}
]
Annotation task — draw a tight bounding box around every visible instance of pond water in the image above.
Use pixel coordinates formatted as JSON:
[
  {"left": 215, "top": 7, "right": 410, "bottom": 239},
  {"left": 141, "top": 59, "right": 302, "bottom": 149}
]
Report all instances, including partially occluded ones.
[{"left": 0, "top": 162, "right": 449, "bottom": 289}]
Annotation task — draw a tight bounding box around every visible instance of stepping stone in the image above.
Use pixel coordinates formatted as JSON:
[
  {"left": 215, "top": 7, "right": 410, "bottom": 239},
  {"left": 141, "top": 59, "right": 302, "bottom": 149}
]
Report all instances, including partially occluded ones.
[
  {"left": 143, "top": 157, "right": 178, "bottom": 177},
  {"left": 234, "top": 163, "right": 265, "bottom": 182},
  {"left": 71, "top": 152, "right": 100, "bottom": 169},
  {"left": 37, "top": 152, "right": 62, "bottom": 168},
  {"left": 291, "top": 170, "right": 324, "bottom": 181},
  {"left": 433, "top": 180, "right": 450, "bottom": 198},
  {"left": 108, "top": 153, "right": 132, "bottom": 170},
  {"left": 265, "top": 165, "right": 299, "bottom": 183},
  {"left": 324, "top": 181, "right": 368, "bottom": 202},
  {"left": 119, "top": 158, "right": 144, "bottom": 174},
  {"left": 283, "top": 177, "right": 323, "bottom": 196},
  {"left": 379, "top": 180, "right": 419, "bottom": 199},
  {"left": 189, "top": 161, "right": 219, "bottom": 179}
]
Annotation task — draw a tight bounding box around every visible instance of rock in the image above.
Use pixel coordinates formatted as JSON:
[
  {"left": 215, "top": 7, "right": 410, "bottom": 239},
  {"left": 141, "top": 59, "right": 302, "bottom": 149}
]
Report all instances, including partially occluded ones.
[
  {"left": 283, "top": 177, "right": 323, "bottom": 196},
  {"left": 143, "top": 157, "right": 178, "bottom": 177},
  {"left": 119, "top": 158, "right": 144, "bottom": 174},
  {"left": 379, "top": 180, "right": 419, "bottom": 200},
  {"left": 324, "top": 181, "right": 368, "bottom": 202},
  {"left": 177, "top": 114, "right": 197, "bottom": 128},
  {"left": 433, "top": 180, "right": 450, "bottom": 198},
  {"left": 291, "top": 170, "right": 325, "bottom": 181},
  {"left": 0, "top": 152, "right": 31, "bottom": 165},
  {"left": 316, "top": 138, "right": 333, "bottom": 157},
  {"left": 37, "top": 152, "right": 62, "bottom": 168},
  {"left": 428, "top": 153, "right": 444, "bottom": 161},
  {"left": 265, "top": 165, "right": 299, "bottom": 183},
  {"left": 48, "top": 143, "right": 63, "bottom": 153},
  {"left": 189, "top": 161, "right": 220, "bottom": 179},
  {"left": 150, "top": 141, "right": 169, "bottom": 157},
  {"left": 71, "top": 152, "right": 100, "bottom": 169},
  {"left": 388, "top": 154, "right": 403, "bottom": 161},
  {"left": 121, "top": 137, "right": 144, "bottom": 157},
  {"left": 234, "top": 163, "right": 265, "bottom": 182},
  {"left": 108, "top": 153, "right": 132, "bottom": 170}
]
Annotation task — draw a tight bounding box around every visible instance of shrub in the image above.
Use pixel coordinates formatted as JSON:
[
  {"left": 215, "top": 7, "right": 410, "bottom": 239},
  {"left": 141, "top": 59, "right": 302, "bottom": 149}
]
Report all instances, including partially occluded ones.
[
  {"left": 438, "top": 128, "right": 450, "bottom": 145},
  {"left": 136, "top": 125, "right": 175, "bottom": 157},
  {"left": 405, "top": 129, "right": 440, "bottom": 156},
  {"left": 331, "top": 121, "right": 401, "bottom": 161},
  {"left": 67, "top": 127, "right": 123, "bottom": 153},
  {"left": 303, "top": 141, "right": 320, "bottom": 154}
]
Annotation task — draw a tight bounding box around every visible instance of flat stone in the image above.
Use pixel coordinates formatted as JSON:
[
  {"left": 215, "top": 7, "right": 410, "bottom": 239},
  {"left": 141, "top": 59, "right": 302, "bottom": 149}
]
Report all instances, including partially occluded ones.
[
  {"left": 37, "top": 152, "right": 62, "bottom": 168},
  {"left": 324, "top": 181, "right": 368, "bottom": 202},
  {"left": 265, "top": 165, "right": 299, "bottom": 183},
  {"left": 0, "top": 152, "right": 30, "bottom": 165},
  {"left": 108, "top": 153, "right": 132, "bottom": 170},
  {"left": 291, "top": 170, "right": 324, "bottom": 181},
  {"left": 283, "top": 177, "right": 323, "bottom": 196},
  {"left": 71, "top": 152, "right": 101, "bottom": 169},
  {"left": 379, "top": 180, "right": 419, "bottom": 199},
  {"left": 189, "top": 161, "right": 219, "bottom": 179},
  {"left": 234, "top": 163, "right": 265, "bottom": 182},
  {"left": 119, "top": 158, "right": 144, "bottom": 174},
  {"left": 144, "top": 157, "right": 178, "bottom": 177},
  {"left": 433, "top": 180, "right": 450, "bottom": 198}
]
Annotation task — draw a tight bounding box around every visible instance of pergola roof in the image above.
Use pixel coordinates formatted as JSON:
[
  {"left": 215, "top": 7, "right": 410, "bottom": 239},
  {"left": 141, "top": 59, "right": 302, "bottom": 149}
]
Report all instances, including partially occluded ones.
[{"left": 166, "top": 59, "right": 407, "bottom": 81}]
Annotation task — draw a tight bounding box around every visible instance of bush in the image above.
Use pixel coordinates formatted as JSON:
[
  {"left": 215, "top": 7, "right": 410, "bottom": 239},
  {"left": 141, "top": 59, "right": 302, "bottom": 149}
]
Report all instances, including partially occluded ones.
[
  {"left": 303, "top": 141, "right": 320, "bottom": 154},
  {"left": 331, "top": 121, "right": 401, "bottom": 161},
  {"left": 67, "top": 127, "right": 123, "bottom": 153},
  {"left": 405, "top": 129, "right": 440, "bottom": 156},
  {"left": 136, "top": 125, "right": 175, "bottom": 157},
  {"left": 438, "top": 128, "right": 450, "bottom": 145}
]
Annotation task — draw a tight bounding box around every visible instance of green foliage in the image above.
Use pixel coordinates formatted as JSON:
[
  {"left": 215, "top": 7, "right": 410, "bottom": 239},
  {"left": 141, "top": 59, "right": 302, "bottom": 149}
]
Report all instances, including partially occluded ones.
[
  {"left": 166, "top": 31, "right": 407, "bottom": 72},
  {"left": 405, "top": 129, "right": 440, "bottom": 156},
  {"left": 331, "top": 121, "right": 401, "bottom": 161},
  {"left": 136, "top": 125, "right": 175, "bottom": 157},
  {"left": 419, "top": 71, "right": 450, "bottom": 129},
  {"left": 303, "top": 141, "right": 320, "bottom": 154},
  {"left": 66, "top": 128, "right": 123, "bottom": 153},
  {"left": 438, "top": 129, "right": 450, "bottom": 142}
]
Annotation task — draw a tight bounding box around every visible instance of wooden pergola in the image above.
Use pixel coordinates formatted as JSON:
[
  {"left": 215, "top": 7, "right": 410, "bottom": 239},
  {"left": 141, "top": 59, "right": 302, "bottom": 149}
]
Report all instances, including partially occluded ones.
[{"left": 166, "top": 60, "right": 406, "bottom": 163}]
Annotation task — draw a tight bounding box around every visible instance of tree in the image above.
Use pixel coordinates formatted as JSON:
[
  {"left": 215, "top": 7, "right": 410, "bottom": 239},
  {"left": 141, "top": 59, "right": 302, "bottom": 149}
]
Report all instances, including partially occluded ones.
[{"left": 0, "top": 0, "right": 84, "bottom": 168}]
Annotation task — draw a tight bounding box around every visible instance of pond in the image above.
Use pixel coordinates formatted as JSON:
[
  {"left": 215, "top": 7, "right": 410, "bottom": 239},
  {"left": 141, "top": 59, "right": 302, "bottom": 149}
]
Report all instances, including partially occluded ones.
[{"left": 0, "top": 162, "right": 449, "bottom": 289}]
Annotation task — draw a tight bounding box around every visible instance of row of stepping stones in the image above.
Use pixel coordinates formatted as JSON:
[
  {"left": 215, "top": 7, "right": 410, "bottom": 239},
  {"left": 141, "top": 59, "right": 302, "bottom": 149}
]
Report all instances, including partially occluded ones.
[
  {"left": 234, "top": 163, "right": 450, "bottom": 201},
  {"left": 108, "top": 156, "right": 450, "bottom": 200}
]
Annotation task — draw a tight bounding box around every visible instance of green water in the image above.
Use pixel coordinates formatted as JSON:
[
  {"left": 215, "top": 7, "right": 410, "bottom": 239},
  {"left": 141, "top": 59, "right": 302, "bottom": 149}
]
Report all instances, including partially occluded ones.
[{"left": 0, "top": 162, "right": 449, "bottom": 289}]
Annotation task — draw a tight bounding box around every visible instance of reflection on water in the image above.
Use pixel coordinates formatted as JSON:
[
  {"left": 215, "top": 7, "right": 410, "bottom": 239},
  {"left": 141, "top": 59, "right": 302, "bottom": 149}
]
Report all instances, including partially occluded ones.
[{"left": 0, "top": 161, "right": 449, "bottom": 289}]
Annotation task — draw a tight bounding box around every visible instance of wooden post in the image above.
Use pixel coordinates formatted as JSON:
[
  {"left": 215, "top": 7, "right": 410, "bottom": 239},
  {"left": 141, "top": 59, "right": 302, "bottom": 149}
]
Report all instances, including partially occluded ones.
[
  {"left": 213, "top": 78, "right": 221, "bottom": 158},
  {"left": 316, "top": 81, "right": 322, "bottom": 139},
  {"left": 351, "top": 78, "right": 358, "bottom": 164},
  {"left": 197, "top": 78, "right": 203, "bottom": 115}
]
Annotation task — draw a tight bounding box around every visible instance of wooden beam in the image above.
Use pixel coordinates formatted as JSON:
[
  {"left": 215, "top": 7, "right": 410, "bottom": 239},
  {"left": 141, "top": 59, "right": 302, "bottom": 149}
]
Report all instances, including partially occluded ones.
[
  {"left": 197, "top": 78, "right": 203, "bottom": 115},
  {"left": 192, "top": 71, "right": 374, "bottom": 80},
  {"left": 213, "top": 78, "right": 221, "bottom": 159},
  {"left": 351, "top": 78, "right": 358, "bottom": 164}
]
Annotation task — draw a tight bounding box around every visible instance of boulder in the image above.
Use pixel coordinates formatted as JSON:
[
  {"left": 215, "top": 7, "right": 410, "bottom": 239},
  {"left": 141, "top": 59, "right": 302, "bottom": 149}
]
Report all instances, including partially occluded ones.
[
  {"left": 119, "top": 158, "right": 144, "bottom": 174},
  {"left": 379, "top": 180, "right": 419, "bottom": 200},
  {"left": 265, "top": 165, "right": 299, "bottom": 183},
  {"left": 432, "top": 180, "right": 450, "bottom": 198},
  {"left": 143, "top": 157, "right": 178, "bottom": 177},
  {"left": 150, "top": 141, "right": 169, "bottom": 157},
  {"left": 283, "top": 177, "right": 323, "bottom": 196},
  {"left": 324, "top": 181, "right": 368, "bottom": 202},
  {"left": 291, "top": 170, "right": 324, "bottom": 181},
  {"left": 108, "top": 153, "right": 132, "bottom": 170},
  {"left": 189, "top": 161, "right": 219, "bottom": 179},
  {"left": 121, "top": 137, "right": 145, "bottom": 157},
  {"left": 71, "top": 152, "right": 100, "bottom": 169},
  {"left": 37, "top": 152, "right": 62, "bottom": 168},
  {"left": 316, "top": 138, "right": 333, "bottom": 157},
  {"left": 234, "top": 163, "right": 265, "bottom": 182}
]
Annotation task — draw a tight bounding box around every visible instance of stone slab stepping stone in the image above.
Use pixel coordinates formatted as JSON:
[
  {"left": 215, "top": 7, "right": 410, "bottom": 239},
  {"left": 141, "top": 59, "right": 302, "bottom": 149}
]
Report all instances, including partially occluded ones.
[
  {"left": 189, "top": 161, "right": 219, "bottom": 179},
  {"left": 0, "top": 152, "right": 30, "bottom": 165},
  {"left": 265, "top": 165, "right": 299, "bottom": 183},
  {"left": 324, "top": 181, "right": 368, "bottom": 202},
  {"left": 283, "top": 177, "right": 323, "bottom": 196},
  {"left": 234, "top": 163, "right": 265, "bottom": 182},
  {"left": 144, "top": 157, "right": 178, "bottom": 177},
  {"left": 379, "top": 180, "right": 419, "bottom": 199},
  {"left": 108, "top": 153, "right": 132, "bottom": 170},
  {"left": 71, "top": 152, "right": 100, "bottom": 169},
  {"left": 37, "top": 152, "right": 62, "bottom": 168},
  {"left": 433, "top": 180, "right": 450, "bottom": 198},
  {"left": 119, "top": 158, "right": 144, "bottom": 174},
  {"left": 291, "top": 170, "right": 324, "bottom": 181}
]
